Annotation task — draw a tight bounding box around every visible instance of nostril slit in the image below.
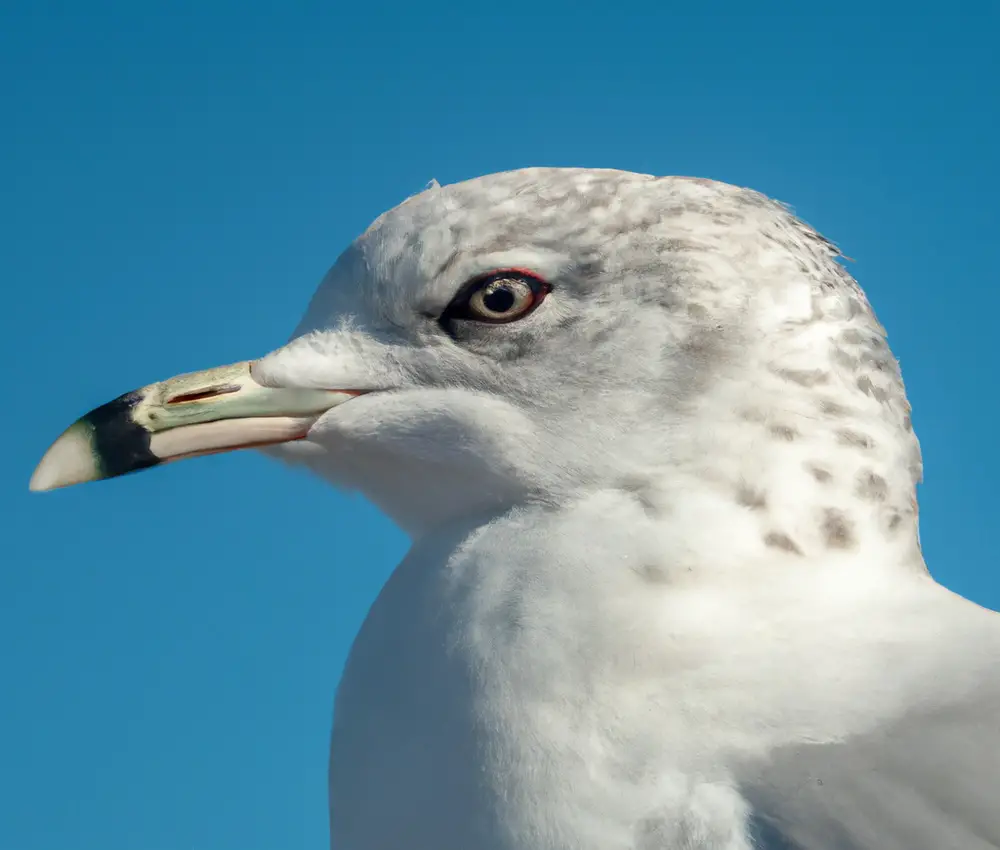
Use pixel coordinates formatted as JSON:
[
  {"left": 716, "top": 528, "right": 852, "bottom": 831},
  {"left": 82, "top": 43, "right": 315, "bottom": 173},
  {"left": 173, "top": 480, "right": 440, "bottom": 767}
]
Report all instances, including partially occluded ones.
[{"left": 167, "top": 385, "right": 241, "bottom": 404}]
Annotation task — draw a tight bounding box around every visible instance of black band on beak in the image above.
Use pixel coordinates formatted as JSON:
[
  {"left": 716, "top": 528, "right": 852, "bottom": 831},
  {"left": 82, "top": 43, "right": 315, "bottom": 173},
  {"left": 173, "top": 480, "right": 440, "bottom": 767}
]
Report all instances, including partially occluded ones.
[{"left": 84, "top": 391, "right": 160, "bottom": 480}]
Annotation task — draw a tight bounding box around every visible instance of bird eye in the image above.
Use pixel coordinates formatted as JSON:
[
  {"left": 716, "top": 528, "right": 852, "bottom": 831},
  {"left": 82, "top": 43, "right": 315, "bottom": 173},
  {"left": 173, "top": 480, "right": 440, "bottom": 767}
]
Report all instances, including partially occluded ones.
[{"left": 443, "top": 270, "right": 549, "bottom": 326}]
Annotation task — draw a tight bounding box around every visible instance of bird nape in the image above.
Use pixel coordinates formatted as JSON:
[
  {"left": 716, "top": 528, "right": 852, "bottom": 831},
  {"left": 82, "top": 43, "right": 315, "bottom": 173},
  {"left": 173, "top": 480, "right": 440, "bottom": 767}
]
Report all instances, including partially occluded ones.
[{"left": 31, "top": 168, "right": 1000, "bottom": 850}]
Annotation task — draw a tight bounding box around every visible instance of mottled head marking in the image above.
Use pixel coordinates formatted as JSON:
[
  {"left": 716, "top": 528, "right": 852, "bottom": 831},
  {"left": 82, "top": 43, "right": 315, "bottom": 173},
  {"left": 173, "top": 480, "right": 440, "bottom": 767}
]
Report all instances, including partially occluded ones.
[
  {"left": 764, "top": 532, "right": 804, "bottom": 556},
  {"left": 837, "top": 429, "right": 875, "bottom": 450},
  {"left": 808, "top": 464, "right": 833, "bottom": 483},
  {"left": 773, "top": 367, "right": 829, "bottom": 387},
  {"left": 822, "top": 508, "right": 856, "bottom": 550},
  {"left": 769, "top": 424, "right": 798, "bottom": 442},
  {"left": 260, "top": 166, "right": 925, "bottom": 571},
  {"left": 736, "top": 482, "right": 768, "bottom": 510},
  {"left": 856, "top": 470, "right": 889, "bottom": 502}
]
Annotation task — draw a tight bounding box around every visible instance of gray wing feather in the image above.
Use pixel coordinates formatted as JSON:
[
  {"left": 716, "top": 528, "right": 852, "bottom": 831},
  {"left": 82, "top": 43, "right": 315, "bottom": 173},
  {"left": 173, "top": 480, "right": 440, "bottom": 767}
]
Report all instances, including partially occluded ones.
[{"left": 743, "top": 647, "right": 1000, "bottom": 849}]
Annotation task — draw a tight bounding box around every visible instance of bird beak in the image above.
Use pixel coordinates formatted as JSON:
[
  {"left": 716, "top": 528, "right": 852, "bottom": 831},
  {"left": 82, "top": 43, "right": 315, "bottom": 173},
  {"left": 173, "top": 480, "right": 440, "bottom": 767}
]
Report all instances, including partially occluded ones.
[{"left": 29, "top": 360, "right": 358, "bottom": 492}]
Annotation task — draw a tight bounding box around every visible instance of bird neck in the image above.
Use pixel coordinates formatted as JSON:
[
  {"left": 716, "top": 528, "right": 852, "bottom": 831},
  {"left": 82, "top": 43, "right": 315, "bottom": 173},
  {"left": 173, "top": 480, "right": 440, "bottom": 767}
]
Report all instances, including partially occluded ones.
[{"left": 635, "top": 320, "right": 926, "bottom": 579}]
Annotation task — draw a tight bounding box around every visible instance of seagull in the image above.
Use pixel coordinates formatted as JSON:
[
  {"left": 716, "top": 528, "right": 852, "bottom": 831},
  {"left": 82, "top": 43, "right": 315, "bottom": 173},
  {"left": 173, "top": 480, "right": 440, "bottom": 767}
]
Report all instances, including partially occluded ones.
[{"left": 31, "top": 168, "right": 1000, "bottom": 850}]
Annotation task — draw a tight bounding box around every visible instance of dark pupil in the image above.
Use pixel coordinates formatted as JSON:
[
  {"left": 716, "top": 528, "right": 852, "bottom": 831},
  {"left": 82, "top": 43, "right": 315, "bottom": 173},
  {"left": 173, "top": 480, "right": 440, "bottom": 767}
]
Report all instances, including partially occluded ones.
[{"left": 483, "top": 283, "right": 517, "bottom": 313}]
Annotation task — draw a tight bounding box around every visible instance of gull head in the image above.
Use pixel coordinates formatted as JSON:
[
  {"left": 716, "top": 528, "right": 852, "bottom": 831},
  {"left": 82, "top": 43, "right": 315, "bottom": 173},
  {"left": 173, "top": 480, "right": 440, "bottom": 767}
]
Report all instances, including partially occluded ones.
[{"left": 32, "top": 168, "right": 923, "bottom": 566}]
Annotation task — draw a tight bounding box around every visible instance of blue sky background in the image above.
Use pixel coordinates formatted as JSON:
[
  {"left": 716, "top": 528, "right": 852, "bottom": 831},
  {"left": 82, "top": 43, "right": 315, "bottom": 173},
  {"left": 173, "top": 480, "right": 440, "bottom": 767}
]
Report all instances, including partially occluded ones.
[{"left": 2, "top": 2, "right": 997, "bottom": 848}]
